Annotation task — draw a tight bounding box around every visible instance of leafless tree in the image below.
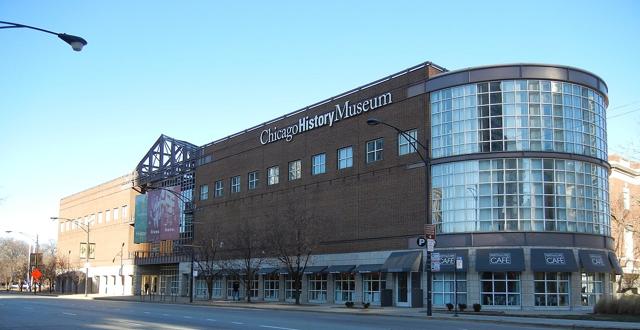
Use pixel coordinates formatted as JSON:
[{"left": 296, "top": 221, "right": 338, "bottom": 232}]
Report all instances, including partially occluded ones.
[
  {"left": 39, "top": 240, "right": 58, "bottom": 293},
  {"left": 267, "top": 206, "right": 322, "bottom": 305},
  {"left": 611, "top": 192, "right": 640, "bottom": 293},
  {"left": 0, "top": 238, "right": 29, "bottom": 290},
  {"left": 193, "top": 236, "right": 223, "bottom": 300}
]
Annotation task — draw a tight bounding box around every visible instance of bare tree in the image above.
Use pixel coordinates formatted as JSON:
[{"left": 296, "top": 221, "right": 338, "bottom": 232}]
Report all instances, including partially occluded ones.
[
  {"left": 611, "top": 192, "right": 640, "bottom": 293},
  {"left": 268, "top": 206, "right": 322, "bottom": 305},
  {"left": 39, "top": 240, "right": 58, "bottom": 293},
  {"left": 193, "top": 236, "right": 222, "bottom": 300},
  {"left": 221, "top": 217, "right": 268, "bottom": 303},
  {"left": 0, "top": 238, "right": 29, "bottom": 290}
]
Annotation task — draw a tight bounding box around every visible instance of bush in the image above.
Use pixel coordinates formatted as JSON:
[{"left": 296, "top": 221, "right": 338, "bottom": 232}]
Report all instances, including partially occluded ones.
[
  {"left": 458, "top": 303, "right": 467, "bottom": 312},
  {"left": 446, "top": 303, "right": 454, "bottom": 311},
  {"left": 594, "top": 296, "right": 640, "bottom": 315},
  {"left": 345, "top": 301, "right": 354, "bottom": 308},
  {"left": 362, "top": 302, "right": 370, "bottom": 309},
  {"left": 473, "top": 303, "right": 481, "bottom": 312}
]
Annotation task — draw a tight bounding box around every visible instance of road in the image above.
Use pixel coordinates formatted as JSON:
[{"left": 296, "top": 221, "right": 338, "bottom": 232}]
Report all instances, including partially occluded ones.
[{"left": 0, "top": 294, "right": 564, "bottom": 330}]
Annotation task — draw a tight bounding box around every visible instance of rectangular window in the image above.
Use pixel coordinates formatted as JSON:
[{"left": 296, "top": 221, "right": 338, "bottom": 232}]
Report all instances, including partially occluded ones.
[
  {"left": 231, "top": 176, "right": 241, "bottom": 193},
  {"left": 362, "top": 272, "right": 385, "bottom": 304},
  {"left": 226, "top": 277, "right": 244, "bottom": 298},
  {"left": 284, "top": 275, "right": 299, "bottom": 301},
  {"left": 268, "top": 166, "right": 279, "bottom": 185},
  {"left": 289, "top": 160, "right": 301, "bottom": 181},
  {"left": 308, "top": 274, "right": 327, "bottom": 302},
  {"left": 623, "top": 187, "right": 630, "bottom": 210},
  {"left": 97, "top": 212, "right": 103, "bottom": 224},
  {"left": 398, "top": 129, "right": 418, "bottom": 155},
  {"left": 480, "top": 272, "right": 521, "bottom": 306},
  {"left": 334, "top": 273, "right": 355, "bottom": 303},
  {"left": 263, "top": 274, "right": 279, "bottom": 300},
  {"left": 105, "top": 209, "right": 111, "bottom": 223},
  {"left": 122, "top": 205, "right": 128, "bottom": 221},
  {"left": 199, "top": 184, "right": 209, "bottom": 200},
  {"left": 113, "top": 208, "right": 119, "bottom": 221},
  {"left": 534, "top": 272, "right": 570, "bottom": 306},
  {"left": 432, "top": 272, "right": 467, "bottom": 306},
  {"left": 214, "top": 180, "right": 224, "bottom": 197},
  {"left": 337, "top": 146, "right": 353, "bottom": 169},
  {"left": 581, "top": 272, "right": 604, "bottom": 306},
  {"left": 366, "top": 138, "right": 384, "bottom": 163},
  {"left": 312, "top": 153, "right": 326, "bottom": 175},
  {"left": 248, "top": 171, "right": 259, "bottom": 190}
]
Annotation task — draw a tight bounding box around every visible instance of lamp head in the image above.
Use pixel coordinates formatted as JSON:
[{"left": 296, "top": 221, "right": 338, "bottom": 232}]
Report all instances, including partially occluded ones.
[
  {"left": 366, "top": 118, "right": 381, "bottom": 126},
  {"left": 57, "top": 33, "right": 87, "bottom": 51}
]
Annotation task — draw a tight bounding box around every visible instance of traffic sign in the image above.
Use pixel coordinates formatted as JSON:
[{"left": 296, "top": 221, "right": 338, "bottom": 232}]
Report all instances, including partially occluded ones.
[
  {"left": 431, "top": 252, "right": 440, "bottom": 272},
  {"left": 427, "top": 239, "right": 436, "bottom": 252},
  {"left": 424, "top": 224, "right": 436, "bottom": 240},
  {"left": 417, "top": 237, "right": 426, "bottom": 247},
  {"left": 456, "top": 256, "right": 463, "bottom": 270},
  {"left": 31, "top": 268, "right": 42, "bottom": 281}
]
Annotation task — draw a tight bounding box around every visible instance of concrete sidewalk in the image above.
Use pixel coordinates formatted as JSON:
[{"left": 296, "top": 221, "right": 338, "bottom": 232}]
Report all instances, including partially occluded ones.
[{"left": 22, "top": 292, "right": 640, "bottom": 330}]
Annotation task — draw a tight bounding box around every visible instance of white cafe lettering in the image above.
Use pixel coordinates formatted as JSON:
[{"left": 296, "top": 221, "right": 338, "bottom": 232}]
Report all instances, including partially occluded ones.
[
  {"left": 590, "top": 254, "right": 604, "bottom": 266},
  {"left": 544, "top": 253, "right": 566, "bottom": 265},
  {"left": 489, "top": 254, "right": 512, "bottom": 264}
]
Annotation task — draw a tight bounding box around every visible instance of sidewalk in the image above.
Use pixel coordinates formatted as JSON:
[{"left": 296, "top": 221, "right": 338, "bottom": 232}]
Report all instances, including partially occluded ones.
[{"left": 47, "top": 292, "right": 640, "bottom": 329}]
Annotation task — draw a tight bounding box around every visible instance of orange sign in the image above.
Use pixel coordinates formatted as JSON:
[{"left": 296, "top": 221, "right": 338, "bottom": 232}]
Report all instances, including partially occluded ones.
[{"left": 31, "top": 268, "right": 42, "bottom": 281}]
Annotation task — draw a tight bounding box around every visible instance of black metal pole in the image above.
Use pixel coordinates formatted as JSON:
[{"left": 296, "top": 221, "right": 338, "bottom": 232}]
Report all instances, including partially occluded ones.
[
  {"left": 189, "top": 248, "right": 194, "bottom": 303},
  {"left": 454, "top": 265, "right": 458, "bottom": 317},
  {"left": 424, "top": 143, "right": 432, "bottom": 317}
]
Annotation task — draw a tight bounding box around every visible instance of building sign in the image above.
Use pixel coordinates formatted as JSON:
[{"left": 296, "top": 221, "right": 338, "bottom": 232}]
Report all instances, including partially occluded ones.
[
  {"left": 260, "top": 92, "right": 393, "bottom": 145},
  {"left": 590, "top": 254, "right": 604, "bottom": 266},
  {"left": 489, "top": 253, "right": 512, "bottom": 265},
  {"left": 79, "top": 242, "right": 96, "bottom": 259},
  {"left": 134, "top": 194, "right": 148, "bottom": 243},
  {"left": 544, "top": 253, "right": 566, "bottom": 265}
]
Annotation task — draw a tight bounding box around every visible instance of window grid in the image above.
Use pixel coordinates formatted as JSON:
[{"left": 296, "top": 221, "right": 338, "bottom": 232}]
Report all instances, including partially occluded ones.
[
  {"left": 214, "top": 180, "right": 224, "bottom": 197},
  {"left": 432, "top": 272, "right": 467, "bottom": 306},
  {"left": 284, "top": 275, "right": 299, "bottom": 301},
  {"left": 334, "top": 273, "right": 355, "bottom": 302},
  {"left": 231, "top": 176, "right": 241, "bottom": 193},
  {"left": 312, "top": 153, "right": 326, "bottom": 175},
  {"left": 289, "top": 160, "right": 301, "bottom": 181},
  {"left": 199, "top": 184, "right": 209, "bottom": 200},
  {"left": 263, "top": 274, "right": 279, "bottom": 300},
  {"left": 248, "top": 171, "right": 259, "bottom": 190},
  {"left": 398, "top": 129, "right": 418, "bottom": 156},
  {"left": 581, "top": 272, "right": 604, "bottom": 306},
  {"left": 338, "top": 146, "right": 353, "bottom": 169},
  {"left": 481, "top": 272, "right": 521, "bottom": 306},
  {"left": 308, "top": 274, "right": 327, "bottom": 302},
  {"left": 268, "top": 166, "right": 279, "bottom": 185},
  {"left": 534, "top": 272, "right": 570, "bottom": 306},
  {"left": 431, "top": 80, "right": 607, "bottom": 161},
  {"left": 366, "top": 138, "right": 383, "bottom": 163},
  {"left": 362, "top": 273, "right": 385, "bottom": 303}
]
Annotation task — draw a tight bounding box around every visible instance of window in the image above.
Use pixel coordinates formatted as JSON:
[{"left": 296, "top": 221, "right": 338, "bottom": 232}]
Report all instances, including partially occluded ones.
[
  {"left": 249, "top": 275, "right": 259, "bottom": 298},
  {"left": 97, "top": 212, "right": 103, "bottom": 224},
  {"left": 366, "top": 138, "right": 383, "bottom": 163},
  {"left": 248, "top": 171, "right": 259, "bottom": 190},
  {"left": 337, "top": 146, "right": 353, "bottom": 169},
  {"left": 623, "top": 187, "right": 630, "bottom": 210},
  {"left": 312, "top": 153, "right": 326, "bottom": 175},
  {"left": 334, "top": 273, "right": 355, "bottom": 302},
  {"left": 398, "top": 129, "right": 418, "bottom": 155},
  {"left": 362, "top": 273, "right": 385, "bottom": 303},
  {"left": 308, "top": 274, "right": 327, "bottom": 302},
  {"left": 263, "top": 274, "right": 279, "bottom": 300},
  {"left": 480, "top": 272, "right": 521, "bottom": 306},
  {"left": 226, "top": 277, "right": 244, "bottom": 298},
  {"left": 432, "top": 272, "right": 467, "bottom": 306},
  {"left": 60, "top": 222, "right": 64, "bottom": 233},
  {"left": 625, "top": 226, "right": 635, "bottom": 260},
  {"left": 122, "top": 205, "right": 128, "bottom": 221},
  {"left": 581, "top": 272, "right": 604, "bottom": 306},
  {"left": 284, "top": 275, "right": 300, "bottom": 301},
  {"left": 231, "top": 176, "right": 241, "bottom": 193},
  {"left": 289, "top": 160, "right": 301, "bottom": 180},
  {"left": 105, "top": 209, "right": 111, "bottom": 223},
  {"left": 214, "top": 180, "right": 224, "bottom": 197},
  {"left": 113, "top": 208, "right": 119, "bottom": 222},
  {"left": 268, "top": 166, "right": 279, "bottom": 185},
  {"left": 199, "top": 184, "right": 209, "bottom": 200},
  {"left": 534, "top": 272, "right": 570, "bottom": 306}
]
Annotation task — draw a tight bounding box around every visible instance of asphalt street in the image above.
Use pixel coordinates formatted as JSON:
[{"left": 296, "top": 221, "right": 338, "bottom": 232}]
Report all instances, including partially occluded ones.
[{"left": 0, "top": 294, "right": 565, "bottom": 330}]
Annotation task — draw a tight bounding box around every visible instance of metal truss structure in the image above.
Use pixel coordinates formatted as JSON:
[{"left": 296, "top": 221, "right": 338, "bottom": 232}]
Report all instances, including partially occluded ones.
[{"left": 134, "top": 134, "right": 199, "bottom": 188}]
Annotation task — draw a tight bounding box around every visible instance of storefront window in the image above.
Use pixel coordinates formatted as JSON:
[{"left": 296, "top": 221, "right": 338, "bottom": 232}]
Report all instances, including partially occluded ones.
[
  {"left": 581, "top": 272, "right": 604, "bottom": 306},
  {"left": 334, "top": 273, "right": 355, "bottom": 302},
  {"left": 264, "top": 274, "right": 279, "bottom": 300},
  {"left": 308, "top": 274, "right": 327, "bottom": 302},
  {"left": 432, "top": 272, "right": 467, "bottom": 306},
  {"left": 362, "top": 273, "right": 385, "bottom": 303},
  {"left": 480, "top": 272, "right": 521, "bottom": 306},
  {"left": 534, "top": 272, "right": 570, "bottom": 306}
]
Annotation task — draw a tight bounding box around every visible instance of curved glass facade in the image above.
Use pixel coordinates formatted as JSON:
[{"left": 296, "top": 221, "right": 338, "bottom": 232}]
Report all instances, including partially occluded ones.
[
  {"left": 431, "top": 158, "right": 610, "bottom": 235},
  {"left": 430, "top": 80, "right": 607, "bottom": 161}
]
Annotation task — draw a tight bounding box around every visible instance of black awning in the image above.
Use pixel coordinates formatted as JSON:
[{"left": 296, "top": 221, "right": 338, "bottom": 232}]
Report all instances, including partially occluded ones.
[
  {"left": 433, "top": 250, "right": 468, "bottom": 272},
  {"left": 608, "top": 252, "right": 623, "bottom": 275},
  {"left": 530, "top": 249, "right": 578, "bottom": 272},
  {"left": 355, "top": 264, "right": 383, "bottom": 273},
  {"left": 578, "top": 250, "right": 612, "bottom": 273},
  {"left": 278, "top": 267, "right": 289, "bottom": 275},
  {"left": 326, "top": 265, "right": 356, "bottom": 273},
  {"left": 303, "top": 266, "right": 328, "bottom": 274},
  {"left": 475, "top": 248, "right": 525, "bottom": 272},
  {"left": 257, "top": 267, "right": 277, "bottom": 275},
  {"left": 382, "top": 250, "right": 422, "bottom": 273}
]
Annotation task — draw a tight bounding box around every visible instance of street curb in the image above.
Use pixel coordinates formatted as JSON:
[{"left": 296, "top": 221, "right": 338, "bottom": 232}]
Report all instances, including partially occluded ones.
[{"left": 90, "top": 296, "right": 639, "bottom": 330}]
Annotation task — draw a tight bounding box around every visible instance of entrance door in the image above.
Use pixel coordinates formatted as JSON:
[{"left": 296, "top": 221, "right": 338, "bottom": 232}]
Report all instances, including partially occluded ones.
[{"left": 396, "top": 273, "right": 410, "bottom": 306}]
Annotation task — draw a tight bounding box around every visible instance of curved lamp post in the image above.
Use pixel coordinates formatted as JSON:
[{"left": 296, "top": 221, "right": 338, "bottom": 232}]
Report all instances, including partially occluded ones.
[
  {"left": 51, "top": 216, "right": 93, "bottom": 297},
  {"left": 0, "top": 20, "right": 87, "bottom": 51},
  {"left": 366, "top": 117, "right": 433, "bottom": 316}
]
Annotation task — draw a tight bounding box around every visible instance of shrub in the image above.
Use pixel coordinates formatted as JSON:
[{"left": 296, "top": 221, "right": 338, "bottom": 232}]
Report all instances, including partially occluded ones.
[
  {"left": 362, "top": 302, "right": 370, "bottom": 309},
  {"left": 446, "top": 303, "right": 454, "bottom": 311},
  {"left": 345, "top": 301, "right": 354, "bottom": 308},
  {"left": 473, "top": 303, "right": 481, "bottom": 312},
  {"left": 594, "top": 296, "right": 640, "bottom": 315},
  {"left": 458, "top": 303, "right": 467, "bottom": 312}
]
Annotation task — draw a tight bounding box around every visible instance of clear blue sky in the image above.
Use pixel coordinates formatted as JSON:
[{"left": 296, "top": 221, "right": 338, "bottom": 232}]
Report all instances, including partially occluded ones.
[{"left": 1, "top": 0, "right": 639, "bottom": 242}]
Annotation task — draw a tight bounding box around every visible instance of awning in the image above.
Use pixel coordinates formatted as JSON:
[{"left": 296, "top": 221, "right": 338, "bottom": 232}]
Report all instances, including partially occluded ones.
[
  {"left": 326, "top": 265, "right": 356, "bottom": 273},
  {"left": 433, "top": 250, "right": 468, "bottom": 272},
  {"left": 475, "top": 248, "right": 525, "bottom": 272},
  {"left": 355, "top": 264, "right": 383, "bottom": 273},
  {"left": 278, "top": 267, "right": 289, "bottom": 275},
  {"left": 303, "top": 266, "right": 327, "bottom": 274},
  {"left": 382, "top": 250, "right": 422, "bottom": 272},
  {"left": 221, "top": 269, "right": 245, "bottom": 276},
  {"left": 608, "top": 252, "right": 623, "bottom": 275},
  {"left": 578, "top": 250, "right": 612, "bottom": 273},
  {"left": 530, "top": 249, "right": 578, "bottom": 272},
  {"left": 257, "top": 267, "right": 277, "bottom": 275}
]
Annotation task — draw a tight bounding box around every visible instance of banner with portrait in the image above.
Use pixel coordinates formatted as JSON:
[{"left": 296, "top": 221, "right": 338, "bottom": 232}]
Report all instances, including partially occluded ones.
[{"left": 147, "top": 186, "right": 181, "bottom": 242}]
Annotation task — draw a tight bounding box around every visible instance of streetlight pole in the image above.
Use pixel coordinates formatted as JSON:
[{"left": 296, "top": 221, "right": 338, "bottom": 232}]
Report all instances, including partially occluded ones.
[
  {"left": 0, "top": 21, "right": 87, "bottom": 51},
  {"left": 51, "top": 216, "right": 93, "bottom": 297},
  {"left": 366, "top": 118, "right": 433, "bottom": 316}
]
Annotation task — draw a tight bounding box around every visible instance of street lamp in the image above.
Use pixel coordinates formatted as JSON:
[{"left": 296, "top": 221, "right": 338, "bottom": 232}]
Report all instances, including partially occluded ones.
[
  {"left": 4, "top": 231, "right": 39, "bottom": 294},
  {"left": 51, "top": 216, "right": 93, "bottom": 297},
  {"left": 0, "top": 20, "right": 87, "bottom": 51},
  {"left": 366, "top": 117, "right": 434, "bottom": 316},
  {"left": 112, "top": 242, "right": 125, "bottom": 295}
]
